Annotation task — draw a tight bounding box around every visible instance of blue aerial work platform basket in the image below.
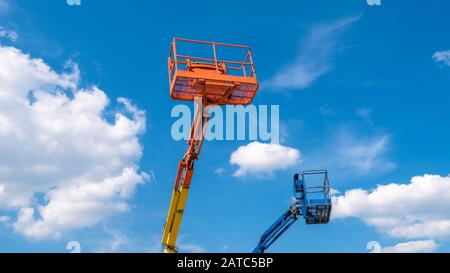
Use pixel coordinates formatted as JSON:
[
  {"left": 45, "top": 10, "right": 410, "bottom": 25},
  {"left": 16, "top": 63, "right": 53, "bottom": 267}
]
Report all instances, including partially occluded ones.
[
  {"left": 294, "top": 170, "right": 332, "bottom": 224},
  {"left": 253, "top": 169, "right": 332, "bottom": 253}
]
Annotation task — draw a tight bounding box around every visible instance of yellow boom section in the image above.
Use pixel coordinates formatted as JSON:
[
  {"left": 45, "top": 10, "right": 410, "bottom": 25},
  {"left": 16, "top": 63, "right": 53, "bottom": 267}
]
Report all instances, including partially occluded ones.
[
  {"left": 162, "top": 101, "right": 209, "bottom": 253},
  {"left": 162, "top": 187, "right": 191, "bottom": 253}
]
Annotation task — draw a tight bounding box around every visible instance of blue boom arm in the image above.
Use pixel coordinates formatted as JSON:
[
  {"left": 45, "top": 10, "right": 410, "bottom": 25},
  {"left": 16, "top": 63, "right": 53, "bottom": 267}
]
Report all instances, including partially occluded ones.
[{"left": 253, "top": 201, "right": 300, "bottom": 253}]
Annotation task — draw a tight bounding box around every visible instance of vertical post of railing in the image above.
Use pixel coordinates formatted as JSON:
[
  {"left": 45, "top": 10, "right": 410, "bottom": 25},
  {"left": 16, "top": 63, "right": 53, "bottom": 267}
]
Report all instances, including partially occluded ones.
[
  {"left": 212, "top": 42, "right": 218, "bottom": 72},
  {"left": 168, "top": 44, "right": 174, "bottom": 83},
  {"left": 248, "top": 49, "right": 256, "bottom": 78},
  {"left": 173, "top": 38, "right": 179, "bottom": 74},
  {"left": 242, "top": 51, "right": 249, "bottom": 77}
]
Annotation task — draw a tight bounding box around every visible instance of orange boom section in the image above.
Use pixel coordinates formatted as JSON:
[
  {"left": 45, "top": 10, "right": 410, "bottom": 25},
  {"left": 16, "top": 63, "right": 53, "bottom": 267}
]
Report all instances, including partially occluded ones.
[
  {"left": 162, "top": 38, "right": 259, "bottom": 253},
  {"left": 168, "top": 38, "right": 259, "bottom": 106}
]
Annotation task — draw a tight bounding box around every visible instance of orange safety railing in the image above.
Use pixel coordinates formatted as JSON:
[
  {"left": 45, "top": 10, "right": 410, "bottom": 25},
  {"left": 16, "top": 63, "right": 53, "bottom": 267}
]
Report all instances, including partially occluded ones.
[
  {"left": 168, "top": 38, "right": 257, "bottom": 80},
  {"left": 168, "top": 38, "right": 259, "bottom": 105}
]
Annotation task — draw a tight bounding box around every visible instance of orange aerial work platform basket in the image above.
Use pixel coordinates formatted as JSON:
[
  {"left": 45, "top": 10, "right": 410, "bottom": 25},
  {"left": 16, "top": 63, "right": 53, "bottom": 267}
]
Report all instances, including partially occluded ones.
[{"left": 168, "top": 38, "right": 259, "bottom": 106}]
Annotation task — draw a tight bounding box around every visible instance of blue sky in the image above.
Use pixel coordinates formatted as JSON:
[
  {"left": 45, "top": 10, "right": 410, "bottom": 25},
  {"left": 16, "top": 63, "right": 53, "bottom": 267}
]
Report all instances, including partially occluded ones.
[{"left": 0, "top": 0, "right": 450, "bottom": 253}]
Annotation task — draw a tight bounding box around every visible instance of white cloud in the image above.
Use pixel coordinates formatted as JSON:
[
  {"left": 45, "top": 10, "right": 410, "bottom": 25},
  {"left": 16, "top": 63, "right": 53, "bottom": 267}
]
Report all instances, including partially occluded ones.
[
  {"left": 356, "top": 107, "right": 373, "bottom": 119},
  {"left": 0, "top": 26, "right": 17, "bottom": 42},
  {"left": 368, "top": 240, "right": 437, "bottom": 253},
  {"left": 333, "top": 174, "right": 450, "bottom": 239},
  {"left": 306, "top": 127, "right": 394, "bottom": 178},
  {"left": 0, "top": 45, "right": 148, "bottom": 239},
  {"left": 13, "top": 168, "right": 147, "bottom": 239},
  {"left": 319, "top": 104, "right": 335, "bottom": 116},
  {"left": 66, "top": 0, "right": 81, "bottom": 6},
  {"left": 94, "top": 228, "right": 129, "bottom": 253},
  {"left": 214, "top": 168, "right": 225, "bottom": 175},
  {"left": 337, "top": 133, "right": 394, "bottom": 174},
  {"left": 265, "top": 14, "right": 361, "bottom": 90},
  {"left": 433, "top": 50, "right": 450, "bottom": 67},
  {"left": 0, "top": 0, "right": 10, "bottom": 15},
  {"left": 230, "top": 142, "right": 301, "bottom": 177}
]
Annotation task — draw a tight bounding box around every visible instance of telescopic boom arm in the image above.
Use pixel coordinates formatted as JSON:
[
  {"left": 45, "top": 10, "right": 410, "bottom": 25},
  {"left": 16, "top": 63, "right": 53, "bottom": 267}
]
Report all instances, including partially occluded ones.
[
  {"left": 161, "top": 96, "right": 210, "bottom": 253},
  {"left": 253, "top": 199, "right": 301, "bottom": 253}
]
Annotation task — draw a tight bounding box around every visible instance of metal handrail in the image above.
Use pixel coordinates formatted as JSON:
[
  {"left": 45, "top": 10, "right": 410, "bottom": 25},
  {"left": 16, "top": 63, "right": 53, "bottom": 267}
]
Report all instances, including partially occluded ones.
[
  {"left": 169, "top": 38, "right": 257, "bottom": 82},
  {"left": 177, "top": 55, "right": 254, "bottom": 66},
  {"left": 174, "top": 37, "right": 251, "bottom": 49}
]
